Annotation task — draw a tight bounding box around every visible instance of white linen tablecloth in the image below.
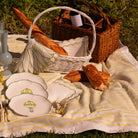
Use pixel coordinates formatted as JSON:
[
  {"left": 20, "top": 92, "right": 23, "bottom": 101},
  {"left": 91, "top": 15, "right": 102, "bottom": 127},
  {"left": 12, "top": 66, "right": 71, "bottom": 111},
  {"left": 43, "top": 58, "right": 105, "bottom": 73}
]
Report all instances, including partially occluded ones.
[{"left": 0, "top": 35, "right": 137, "bottom": 137}]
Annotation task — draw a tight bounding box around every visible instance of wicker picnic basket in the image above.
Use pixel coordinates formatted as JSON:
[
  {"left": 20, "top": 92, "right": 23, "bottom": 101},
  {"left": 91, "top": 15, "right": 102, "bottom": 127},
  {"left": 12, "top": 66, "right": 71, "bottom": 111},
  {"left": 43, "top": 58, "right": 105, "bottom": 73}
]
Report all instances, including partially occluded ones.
[
  {"left": 52, "top": 1, "right": 122, "bottom": 63},
  {"left": 14, "top": 6, "right": 96, "bottom": 74}
]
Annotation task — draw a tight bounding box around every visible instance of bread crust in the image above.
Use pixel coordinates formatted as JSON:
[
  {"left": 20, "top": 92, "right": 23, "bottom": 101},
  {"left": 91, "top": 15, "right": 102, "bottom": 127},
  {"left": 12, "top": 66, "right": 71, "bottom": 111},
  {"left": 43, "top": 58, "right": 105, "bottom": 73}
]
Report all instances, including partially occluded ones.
[
  {"left": 13, "top": 7, "right": 68, "bottom": 56},
  {"left": 63, "top": 70, "right": 88, "bottom": 82},
  {"left": 64, "top": 68, "right": 110, "bottom": 84},
  {"left": 82, "top": 64, "right": 108, "bottom": 91}
]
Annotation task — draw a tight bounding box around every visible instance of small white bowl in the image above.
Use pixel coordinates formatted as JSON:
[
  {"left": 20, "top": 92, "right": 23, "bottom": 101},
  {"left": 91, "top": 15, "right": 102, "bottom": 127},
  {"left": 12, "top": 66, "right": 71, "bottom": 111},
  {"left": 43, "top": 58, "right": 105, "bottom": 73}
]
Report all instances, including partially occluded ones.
[{"left": 9, "top": 94, "right": 52, "bottom": 116}]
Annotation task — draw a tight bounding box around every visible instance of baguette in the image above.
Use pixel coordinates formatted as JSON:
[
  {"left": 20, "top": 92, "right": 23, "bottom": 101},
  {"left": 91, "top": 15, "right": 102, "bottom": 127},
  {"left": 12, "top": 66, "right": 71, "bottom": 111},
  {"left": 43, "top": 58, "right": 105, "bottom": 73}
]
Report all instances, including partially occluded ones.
[
  {"left": 63, "top": 70, "right": 88, "bottom": 82},
  {"left": 99, "top": 71, "right": 110, "bottom": 83},
  {"left": 82, "top": 64, "right": 108, "bottom": 91},
  {"left": 64, "top": 69, "right": 110, "bottom": 84},
  {"left": 13, "top": 7, "right": 68, "bottom": 56}
]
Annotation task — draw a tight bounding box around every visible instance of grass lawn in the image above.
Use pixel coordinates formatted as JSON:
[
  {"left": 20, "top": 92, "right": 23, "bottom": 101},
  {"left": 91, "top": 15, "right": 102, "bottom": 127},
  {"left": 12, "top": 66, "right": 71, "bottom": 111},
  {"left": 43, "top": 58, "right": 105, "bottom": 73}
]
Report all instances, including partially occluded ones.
[{"left": 19, "top": 130, "right": 138, "bottom": 138}]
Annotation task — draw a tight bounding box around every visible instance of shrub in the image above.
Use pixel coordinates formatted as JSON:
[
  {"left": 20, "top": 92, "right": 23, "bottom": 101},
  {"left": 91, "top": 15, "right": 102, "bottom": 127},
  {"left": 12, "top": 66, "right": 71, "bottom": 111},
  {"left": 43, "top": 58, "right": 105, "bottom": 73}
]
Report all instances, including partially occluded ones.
[{"left": 0, "top": 0, "right": 137, "bottom": 58}]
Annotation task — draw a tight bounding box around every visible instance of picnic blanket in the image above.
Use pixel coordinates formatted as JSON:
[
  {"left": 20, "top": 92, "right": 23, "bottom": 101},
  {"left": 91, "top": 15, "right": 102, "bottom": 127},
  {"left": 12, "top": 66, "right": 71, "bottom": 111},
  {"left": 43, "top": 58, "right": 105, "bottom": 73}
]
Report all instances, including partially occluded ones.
[{"left": 0, "top": 35, "right": 138, "bottom": 137}]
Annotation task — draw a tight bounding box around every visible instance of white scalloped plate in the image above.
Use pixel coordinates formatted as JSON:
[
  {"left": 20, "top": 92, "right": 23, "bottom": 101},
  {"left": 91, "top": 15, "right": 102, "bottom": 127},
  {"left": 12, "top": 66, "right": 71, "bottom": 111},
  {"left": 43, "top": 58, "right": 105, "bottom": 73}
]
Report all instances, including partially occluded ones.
[
  {"left": 6, "top": 72, "right": 47, "bottom": 90},
  {"left": 9, "top": 94, "right": 52, "bottom": 116},
  {"left": 47, "top": 79, "right": 83, "bottom": 103},
  {"left": 5, "top": 80, "right": 48, "bottom": 99}
]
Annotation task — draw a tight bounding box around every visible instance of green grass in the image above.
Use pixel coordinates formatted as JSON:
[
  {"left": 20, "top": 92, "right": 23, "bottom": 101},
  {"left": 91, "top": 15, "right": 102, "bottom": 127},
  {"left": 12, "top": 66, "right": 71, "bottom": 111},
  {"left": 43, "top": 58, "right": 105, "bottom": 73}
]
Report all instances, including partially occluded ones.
[
  {"left": 0, "top": 0, "right": 138, "bottom": 137},
  {"left": 0, "top": 0, "right": 137, "bottom": 59},
  {"left": 15, "top": 130, "right": 138, "bottom": 138}
]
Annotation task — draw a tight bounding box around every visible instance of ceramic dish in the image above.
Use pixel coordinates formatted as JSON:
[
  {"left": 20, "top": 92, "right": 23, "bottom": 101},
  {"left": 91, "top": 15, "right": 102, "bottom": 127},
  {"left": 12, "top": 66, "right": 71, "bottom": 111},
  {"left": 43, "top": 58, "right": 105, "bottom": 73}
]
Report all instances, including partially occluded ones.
[
  {"left": 9, "top": 94, "right": 52, "bottom": 116},
  {"left": 6, "top": 72, "right": 47, "bottom": 90},
  {"left": 47, "top": 79, "right": 83, "bottom": 103},
  {"left": 5, "top": 80, "right": 48, "bottom": 99}
]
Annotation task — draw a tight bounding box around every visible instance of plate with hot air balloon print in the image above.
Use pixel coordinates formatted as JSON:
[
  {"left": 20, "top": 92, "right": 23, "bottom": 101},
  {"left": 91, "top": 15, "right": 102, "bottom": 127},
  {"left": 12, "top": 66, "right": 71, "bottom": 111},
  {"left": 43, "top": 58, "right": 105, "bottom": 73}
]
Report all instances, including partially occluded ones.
[
  {"left": 5, "top": 80, "right": 48, "bottom": 99},
  {"left": 9, "top": 94, "right": 52, "bottom": 116}
]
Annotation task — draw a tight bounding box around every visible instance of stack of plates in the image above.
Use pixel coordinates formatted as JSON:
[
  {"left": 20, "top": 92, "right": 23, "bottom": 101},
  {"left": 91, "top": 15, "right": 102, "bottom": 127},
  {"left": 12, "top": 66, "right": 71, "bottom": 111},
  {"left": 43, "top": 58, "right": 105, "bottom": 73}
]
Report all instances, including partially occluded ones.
[{"left": 5, "top": 72, "right": 52, "bottom": 117}]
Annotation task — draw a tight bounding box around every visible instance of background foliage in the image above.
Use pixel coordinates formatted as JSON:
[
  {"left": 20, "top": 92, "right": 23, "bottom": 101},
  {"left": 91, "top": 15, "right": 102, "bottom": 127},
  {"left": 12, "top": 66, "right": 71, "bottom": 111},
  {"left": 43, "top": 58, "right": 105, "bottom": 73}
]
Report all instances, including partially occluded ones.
[{"left": 0, "top": 0, "right": 137, "bottom": 59}]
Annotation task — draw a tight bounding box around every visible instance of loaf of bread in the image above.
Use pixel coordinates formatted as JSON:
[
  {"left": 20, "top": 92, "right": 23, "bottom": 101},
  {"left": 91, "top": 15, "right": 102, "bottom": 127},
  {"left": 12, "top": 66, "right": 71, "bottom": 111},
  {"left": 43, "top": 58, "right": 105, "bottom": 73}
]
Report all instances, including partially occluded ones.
[
  {"left": 63, "top": 70, "right": 88, "bottom": 82},
  {"left": 64, "top": 68, "right": 110, "bottom": 84},
  {"left": 82, "top": 64, "right": 108, "bottom": 91},
  {"left": 99, "top": 71, "right": 110, "bottom": 83},
  {"left": 13, "top": 7, "right": 68, "bottom": 56}
]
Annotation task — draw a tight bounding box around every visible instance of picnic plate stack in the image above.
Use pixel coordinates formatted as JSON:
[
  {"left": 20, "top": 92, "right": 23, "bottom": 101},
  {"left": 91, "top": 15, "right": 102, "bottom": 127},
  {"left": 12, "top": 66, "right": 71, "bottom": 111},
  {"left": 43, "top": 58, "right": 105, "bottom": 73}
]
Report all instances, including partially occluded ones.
[{"left": 52, "top": 1, "right": 122, "bottom": 63}]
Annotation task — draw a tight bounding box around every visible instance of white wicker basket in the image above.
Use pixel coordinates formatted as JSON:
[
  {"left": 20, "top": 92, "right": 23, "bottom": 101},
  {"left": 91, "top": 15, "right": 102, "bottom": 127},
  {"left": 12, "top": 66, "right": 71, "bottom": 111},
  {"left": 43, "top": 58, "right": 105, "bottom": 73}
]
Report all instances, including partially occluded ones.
[{"left": 14, "top": 6, "right": 96, "bottom": 73}]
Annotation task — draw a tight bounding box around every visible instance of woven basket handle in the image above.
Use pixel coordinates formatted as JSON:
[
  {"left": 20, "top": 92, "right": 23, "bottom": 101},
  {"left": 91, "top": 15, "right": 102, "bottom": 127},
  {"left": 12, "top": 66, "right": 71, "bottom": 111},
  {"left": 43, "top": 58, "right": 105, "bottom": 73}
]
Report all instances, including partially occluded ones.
[
  {"left": 76, "top": 0, "right": 112, "bottom": 29},
  {"left": 28, "top": 6, "right": 96, "bottom": 57}
]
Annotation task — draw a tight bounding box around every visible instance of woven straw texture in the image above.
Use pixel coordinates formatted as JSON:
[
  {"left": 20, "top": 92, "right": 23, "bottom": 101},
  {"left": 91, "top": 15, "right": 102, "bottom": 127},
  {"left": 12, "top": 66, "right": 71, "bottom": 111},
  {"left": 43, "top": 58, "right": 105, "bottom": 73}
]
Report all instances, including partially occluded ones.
[
  {"left": 14, "top": 6, "right": 96, "bottom": 74},
  {"left": 52, "top": 1, "right": 122, "bottom": 63}
]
